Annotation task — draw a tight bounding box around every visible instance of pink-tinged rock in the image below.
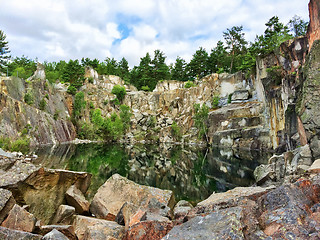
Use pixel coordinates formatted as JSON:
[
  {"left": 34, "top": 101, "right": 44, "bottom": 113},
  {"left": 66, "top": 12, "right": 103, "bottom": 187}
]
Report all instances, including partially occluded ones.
[
  {"left": 90, "top": 174, "right": 174, "bottom": 220},
  {"left": 307, "top": 0, "right": 320, "bottom": 51},
  {"left": 65, "top": 185, "right": 90, "bottom": 214},
  {"left": 1, "top": 204, "right": 36, "bottom": 232},
  {"left": 0, "top": 226, "right": 42, "bottom": 240},
  {"left": 123, "top": 216, "right": 173, "bottom": 240},
  {"left": 0, "top": 188, "right": 15, "bottom": 224},
  {"left": 73, "top": 215, "right": 125, "bottom": 240},
  {"left": 308, "top": 159, "right": 320, "bottom": 173}
]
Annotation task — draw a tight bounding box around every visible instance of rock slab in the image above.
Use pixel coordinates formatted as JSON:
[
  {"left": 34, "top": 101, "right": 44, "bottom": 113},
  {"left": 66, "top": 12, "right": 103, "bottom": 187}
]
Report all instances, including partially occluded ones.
[
  {"left": 0, "top": 226, "right": 42, "bottom": 240},
  {"left": 0, "top": 188, "right": 15, "bottom": 224}
]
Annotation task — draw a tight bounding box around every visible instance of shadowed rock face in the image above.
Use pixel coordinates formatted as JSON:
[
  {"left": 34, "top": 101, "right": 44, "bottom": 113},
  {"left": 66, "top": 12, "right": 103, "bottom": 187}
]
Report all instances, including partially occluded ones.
[{"left": 307, "top": 0, "right": 320, "bottom": 51}]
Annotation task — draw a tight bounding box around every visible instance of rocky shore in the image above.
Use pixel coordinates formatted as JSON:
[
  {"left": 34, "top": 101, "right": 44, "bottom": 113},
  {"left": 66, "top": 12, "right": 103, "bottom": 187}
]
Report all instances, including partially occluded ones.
[{"left": 1, "top": 149, "right": 320, "bottom": 240}]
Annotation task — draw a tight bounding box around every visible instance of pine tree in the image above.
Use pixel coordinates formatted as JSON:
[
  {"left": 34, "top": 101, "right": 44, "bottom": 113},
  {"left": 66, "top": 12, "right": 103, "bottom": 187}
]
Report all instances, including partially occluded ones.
[
  {"left": 171, "top": 56, "right": 187, "bottom": 81},
  {"left": 118, "top": 57, "right": 130, "bottom": 83},
  {"left": 0, "top": 30, "right": 10, "bottom": 72},
  {"left": 151, "top": 49, "right": 170, "bottom": 82},
  {"left": 187, "top": 47, "right": 209, "bottom": 79}
]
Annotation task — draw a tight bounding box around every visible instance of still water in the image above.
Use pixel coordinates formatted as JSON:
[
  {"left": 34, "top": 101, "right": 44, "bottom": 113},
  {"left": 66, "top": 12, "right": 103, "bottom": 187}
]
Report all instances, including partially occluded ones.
[{"left": 32, "top": 143, "right": 271, "bottom": 204}]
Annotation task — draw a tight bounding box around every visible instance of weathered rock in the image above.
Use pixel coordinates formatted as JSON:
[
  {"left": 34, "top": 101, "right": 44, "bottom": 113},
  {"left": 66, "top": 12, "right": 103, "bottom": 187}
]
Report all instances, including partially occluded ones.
[
  {"left": 188, "top": 186, "right": 274, "bottom": 217},
  {"left": 65, "top": 185, "right": 90, "bottom": 214},
  {"left": 0, "top": 188, "right": 15, "bottom": 224},
  {"left": 254, "top": 164, "right": 272, "bottom": 184},
  {"left": 231, "top": 90, "right": 249, "bottom": 101},
  {"left": 173, "top": 200, "right": 193, "bottom": 221},
  {"left": 42, "top": 229, "right": 69, "bottom": 240},
  {"left": 307, "top": 0, "right": 320, "bottom": 51},
  {"left": 0, "top": 148, "right": 14, "bottom": 158},
  {"left": 40, "top": 225, "right": 77, "bottom": 240},
  {"left": 1, "top": 204, "right": 36, "bottom": 233},
  {"left": 73, "top": 215, "right": 125, "bottom": 240},
  {"left": 52, "top": 205, "right": 75, "bottom": 225},
  {"left": 309, "top": 159, "right": 320, "bottom": 173},
  {"left": 2, "top": 167, "right": 91, "bottom": 225},
  {"left": 115, "top": 202, "right": 140, "bottom": 229},
  {"left": 90, "top": 174, "right": 174, "bottom": 220},
  {"left": 0, "top": 226, "right": 42, "bottom": 240},
  {"left": 163, "top": 207, "right": 245, "bottom": 240},
  {"left": 124, "top": 217, "right": 173, "bottom": 240}
]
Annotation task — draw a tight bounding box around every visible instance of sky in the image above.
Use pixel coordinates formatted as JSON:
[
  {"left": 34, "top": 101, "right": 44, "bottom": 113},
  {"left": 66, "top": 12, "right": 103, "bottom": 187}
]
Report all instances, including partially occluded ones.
[{"left": 1, "top": 0, "right": 309, "bottom": 67}]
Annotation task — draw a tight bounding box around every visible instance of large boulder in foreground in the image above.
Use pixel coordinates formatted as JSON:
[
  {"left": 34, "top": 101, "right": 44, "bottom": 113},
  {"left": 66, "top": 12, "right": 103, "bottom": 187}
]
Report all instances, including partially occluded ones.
[
  {"left": 90, "top": 174, "right": 174, "bottom": 220},
  {"left": 0, "top": 226, "right": 42, "bottom": 240}
]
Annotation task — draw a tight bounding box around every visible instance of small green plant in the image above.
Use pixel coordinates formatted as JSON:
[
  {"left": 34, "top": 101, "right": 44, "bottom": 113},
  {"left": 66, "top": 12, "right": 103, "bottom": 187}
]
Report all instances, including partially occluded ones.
[
  {"left": 103, "top": 99, "right": 109, "bottom": 105},
  {"left": 45, "top": 94, "right": 49, "bottom": 99},
  {"left": 194, "top": 103, "right": 209, "bottom": 142},
  {"left": 185, "top": 81, "right": 196, "bottom": 88},
  {"left": 39, "top": 98, "right": 47, "bottom": 110},
  {"left": 0, "top": 136, "right": 30, "bottom": 154},
  {"left": 266, "top": 66, "right": 282, "bottom": 85},
  {"left": 228, "top": 94, "right": 233, "bottom": 104},
  {"left": 73, "top": 91, "right": 86, "bottom": 119},
  {"left": 54, "top": 110, "right": 59, "bottom": 120},
  {"left": 171, "top": 121, "right": 182, "bottom": 141},
  {"left": 89, "top": 102, "right": 95, "bottom": 109},
  {"left": 141, "top": 86, "right": 150, "bottom": 92},
  {"left": 111, "top": 98, "right": 120, "bottom": 106},
  {"left": 120, "top": 105, "right": 132, "bottom": 131},
  {"left": 111, "top": 85, "right": 126, "bottom": 102},
  {"left": 67, "top": 85, "right": 77, "bottom": 95},
  {"left": 147, "top": 116, "right": 156, "bottom": 128},
  {"left": 24, "top": 91, "right": 34, "bottom": 105},
  {"left": 212, "top": 95, "right": 220, "bottom": 108}
]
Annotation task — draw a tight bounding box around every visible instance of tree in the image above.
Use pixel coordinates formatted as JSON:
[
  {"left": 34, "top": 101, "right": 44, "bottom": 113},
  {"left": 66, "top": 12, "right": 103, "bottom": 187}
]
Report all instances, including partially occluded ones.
[
  {"left": 287, "top": 15, "right": 308, "bottom": 37},
  {"left": 171, "top": 56, "right": 187, "bottom": 81},
  {"left": 187, "top": 47, "right": 209, "bottom": 79},
  {"left": 0, "top": 30, "right": 10, "bottom": 72},
  {"left": 223, "top": 26, "right": 247, "bottom": 73},
  {"left": 131, "top": 53, "right": 153, "bottom": 90},
  {"left": 111, "top": 85, "right": 126, "bottom": 102},
  {"left": 151, "top": 49, "right": 170, "bottom": 82},
  {"left": 118, "top": 57, "right": 130, "bottom": 83},
  {"left": 61, "top": 59, "right": 84, "bottom": 86},
  {"left": 8, "top": 56, "right": 36, "bottom": 79},
  {"left": 207, "top": 41, "right": 230, "bottom": 74},
  {"left": 81, "top": 58, "right": 99, "bottom": 70}
]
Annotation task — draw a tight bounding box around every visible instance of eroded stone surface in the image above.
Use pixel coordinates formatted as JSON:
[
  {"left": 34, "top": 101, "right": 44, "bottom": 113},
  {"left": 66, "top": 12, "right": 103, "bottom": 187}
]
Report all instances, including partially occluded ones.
[
  {"left": 65, "top": 185, "right": 90, "bottom": 214},
  {"left": 42, "top": 229, "right": 69, "bottom": 240},
  {"left": 52, "top": 205, "right": 75, "bottom": 225},
  {"left": 0, "top": 226, "right": 42, "bottom": 240},
  {"left": 0, "top": 188, "right": 15, "bottom": 224}
]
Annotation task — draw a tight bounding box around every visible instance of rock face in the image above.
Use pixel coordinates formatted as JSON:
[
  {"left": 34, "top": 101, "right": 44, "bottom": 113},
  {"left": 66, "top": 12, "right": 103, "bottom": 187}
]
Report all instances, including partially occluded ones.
[
  {"left": 0, "top": 226, "right": 42, "bottom": 240},
  {"left": 90, "top": 174, "right": 174, "bottom": 220},
  {"left": 0, "top": 67, "right": 76, "bottom": 145},
  {"left": 307, "top": 0, "right": 320, "bottom": 51},
  {"left": 65, "top": 185, "right": 90, "bottom": 214}
]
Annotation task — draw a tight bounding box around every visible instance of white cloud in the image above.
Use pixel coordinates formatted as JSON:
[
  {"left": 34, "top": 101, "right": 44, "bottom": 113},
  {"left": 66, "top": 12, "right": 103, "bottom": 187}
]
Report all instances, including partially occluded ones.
[{"left": 0, "top": 0, "right": 310, "bottom": 67}]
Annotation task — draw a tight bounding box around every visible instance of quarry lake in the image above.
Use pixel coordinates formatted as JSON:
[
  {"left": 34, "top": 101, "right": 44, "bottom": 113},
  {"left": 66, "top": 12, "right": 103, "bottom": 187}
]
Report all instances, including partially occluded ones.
[{"left": 32, "top": 143, "right": 271, "bottom": 204}]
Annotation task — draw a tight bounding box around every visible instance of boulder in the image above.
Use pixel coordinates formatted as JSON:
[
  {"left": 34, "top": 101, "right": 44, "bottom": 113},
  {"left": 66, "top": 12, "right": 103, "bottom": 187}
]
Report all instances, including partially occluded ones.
[
  {"left": 0, "top": 226, "right": 42, "bottom": 240},
  {"left": 65, "top": 185, "right": 90, "bottom": 214},
  {"left": 123, "top": 216, "right": 173, "bottom": 240},
  {"left": 90, "top": 174, "right": 174, "bottom": 220},
  {"left": 164, "top": 207, "right": 245, "bottom": 240},
  {"left": 73, "top": 215, "right": 125, "bottom": 240},
  {"left": 231, "top": 90, "right": 249, "bottom": 101},
  {"left": 254, "top": 164, "right": 272, "bottom": 184},
  {"left": 0, "top": 148, "right": 14, "bottom": 158},
  {"left": 2, "top": 167, "right": 91, "bottom": 224},
  {"left": 115, "top": 202, "right": 140, "bottom": 229},
  {"left": 42, "top": 229, "right": 69, "bottom": 240},
  {"left": 188, "top": 186, "right": 274, "bottom": 217},
  {"left": 51, "top": 205, "right": 75, "bottom": 225},
  {"left": 0, "top": 188, "right": 15, "bottom": 224},
  {"left": 39, "top": 225, "right": 77, "bottom": 240},
  {"left": 1, "top": 204, "right": 36, "bottom": 233}
]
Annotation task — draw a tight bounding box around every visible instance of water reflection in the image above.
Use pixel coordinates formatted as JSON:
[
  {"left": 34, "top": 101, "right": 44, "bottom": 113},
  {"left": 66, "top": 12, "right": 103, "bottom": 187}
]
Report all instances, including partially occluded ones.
[{"left": 33, "top": 143, "right": 270, "bottom": 203}]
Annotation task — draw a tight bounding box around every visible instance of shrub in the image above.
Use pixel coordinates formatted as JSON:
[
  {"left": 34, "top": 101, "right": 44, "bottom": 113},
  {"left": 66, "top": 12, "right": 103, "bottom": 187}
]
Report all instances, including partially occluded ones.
[
  {"left": 193, "top": 103, "right": 209, "bottom": 142},
  {"left": 88, "top": 77, "right": 94, "bottom": 84},
  {"left": 91, "top": 109, "right": 104, "bottom": 127},
  {"left": 171, "top": 121, "right": 182, "bottom": 141},
  {"left": 24, "top": 91, "right": 34, "bottom": 105},
  {"left": 103, "top": 99, "right": 109, "bottom": 105},
  {"left": 185, "top": 81, "right": 196, "bottom": 88},
  {"left": 120, "top": 105, "right": 132, "bottom": 130},
  {"left": 111, "top": 85, "right": 126, "bottom": 102},
  {"left": 212, "top": 95, "right": 220, "bottom": 109},
  {"left": 39, "top": 98, "right": 47, "bottom": 110},
  {"left": 73, "top": 91, "right": 86, "bottom": 119},
  {"left": 53, "top": 110, "right": 59, "bottom": 120},
  {"left": 10, "top": 137, "right": 30, "bottom": 154},
  {"left": 67, "top": 85, "right": 77, "bottom": 95},
  {"left": 111, "top": 98, "right": 120, "bottom": 106},
  {"left": 228, "top": 94, "right": 233, "bottom": 104}
]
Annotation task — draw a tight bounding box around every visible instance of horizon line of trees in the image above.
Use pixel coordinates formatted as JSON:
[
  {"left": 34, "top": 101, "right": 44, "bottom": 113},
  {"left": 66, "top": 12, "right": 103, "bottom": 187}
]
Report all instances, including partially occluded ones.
[{"left": 0, "top": 15, "right": 308, "bottom": 92}]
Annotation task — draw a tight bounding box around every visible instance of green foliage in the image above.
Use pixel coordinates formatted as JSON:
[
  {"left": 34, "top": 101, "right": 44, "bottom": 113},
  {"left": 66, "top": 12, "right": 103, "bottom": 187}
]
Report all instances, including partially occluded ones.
[
  {"left": 88, "top": 77, "right": 94, "bottom": 83},
  {"left": 171, "top": 56, "right": 187, "bottom": 81},
  {"left": 184, "top": 81, "right": 196, "bottom": 88},
  {"left": 111, "top": 85, "right": 126, "bottom": 102},
  {"left": 61, "top": 59, "right": 84, "bottom": 86},
  {"left": 212, "top": 96, "right": 220, "bottom": 108},
  {"left": 0, "top": 136, "right": 30, "bottom": 154},
  {"left": 103, "top": 113, "right": 124, "bottom": 140},
  {"left": 73, "top": 91, "right": 86, "bottom": 119},
  {"left": 266, "top": 66, "right": 282, "bottom": 85},
  {"left": 208, "top": 41, "right": 230, "bottom": 74},
  {"left": 193, "top": 104, "right": 209, "bottom": 141},
  {"left": 78, "top": 122, "right": 96, "bottom": 140},
  {"left": 228, "top": 94, "right": 233, "bottom": 104},
  {"left": 111, "top": 98, "right": 120, "bottom": 106},
  {"left": 187, "top": 47, "right": 209, "bottom": 79},
  {"left": 24, "top": 90, "right": 34, "bottom": 105},
  {"left": 171, "top": 121, "right": 182, "bottom": 141},
  {"left": 91, "top": 108, "right": 104, "bottom": 127},
  {"left": 8, "top": 56, "right": 36, "bottom": 79},
  {"left": 287, "top": 15, "right": 308, "bottom": 37},
  {"left": 147, "top": 116, "right": 156, "bottom": 128},
  {"left": 39, "top": 98, "right": 47, "bottom": 110},
  {"left": 0, "top": 30, "right": 10, "bottom": 72},
  {"left": 103, "top": 99, "right": 109, "bottom": 105},
  {"left": 53, "top": 110, "right": 59, "bottom": 120},
  {"left": 67, "top": 85, "right": 77, "bottom": 95},
  {"left": 120, "top": 105, "right": 132, "bottom": 130},
  {"left": 141, "top": 86, "right": 150, "bottom": 91},
  {"left": 89, "top": 102, "right": 94, "bottom": 109}
]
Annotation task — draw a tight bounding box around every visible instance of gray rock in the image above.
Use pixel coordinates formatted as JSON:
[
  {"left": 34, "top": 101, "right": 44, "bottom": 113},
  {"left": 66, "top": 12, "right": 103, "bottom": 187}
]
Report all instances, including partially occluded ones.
[
  {"left": 254, "top": 164, "right": 271, "bottom": 184},
  {"left": 0, "top": 226, "right": 42, "bottom": 240},
  {"left": 65, "top": 185, "right": 90, "bottom": 214},
  {"left": 231, "top": 90, "right": 249, "bottom": 101},
  {"left": 52, "top": 205, "right": 75, "bottom": 225},
  {"left": 0, "top": 148, "right": 14, "bottom": 158},
  {"left": 163, "top": 207, "right": 245, "bottom": 239},
  {"left": 42, "top": 229, "right": 69, "bottom": 240}
]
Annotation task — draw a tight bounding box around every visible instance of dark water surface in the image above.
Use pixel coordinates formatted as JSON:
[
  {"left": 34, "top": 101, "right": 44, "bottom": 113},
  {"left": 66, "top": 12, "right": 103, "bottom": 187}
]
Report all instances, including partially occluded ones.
[{"left": 32, "top": 143, "right": 271, "bottom": 204}]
